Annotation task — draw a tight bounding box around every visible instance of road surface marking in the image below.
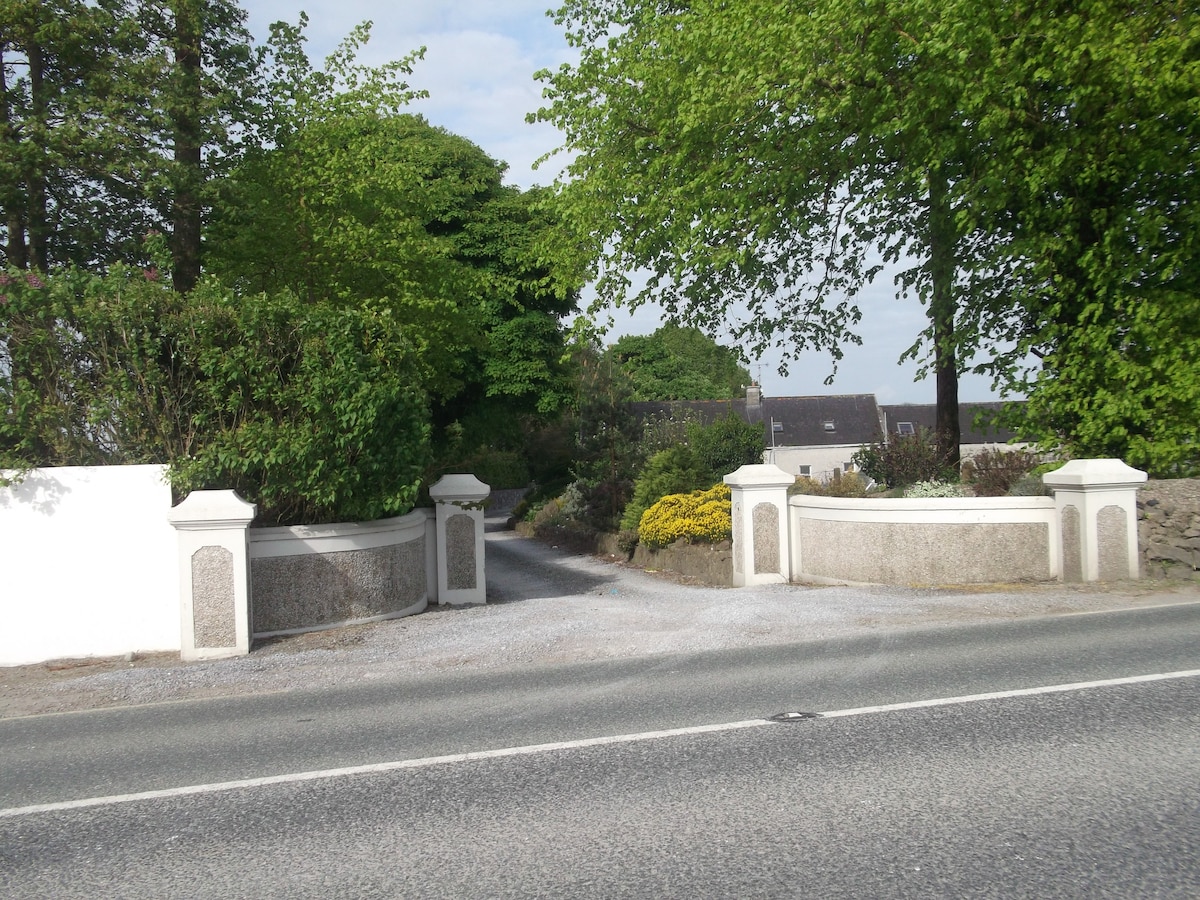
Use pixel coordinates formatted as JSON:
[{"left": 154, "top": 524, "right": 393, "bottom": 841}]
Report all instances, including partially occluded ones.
[{"left": 3, "top": 668, "right": 1197, "bottom": 819}]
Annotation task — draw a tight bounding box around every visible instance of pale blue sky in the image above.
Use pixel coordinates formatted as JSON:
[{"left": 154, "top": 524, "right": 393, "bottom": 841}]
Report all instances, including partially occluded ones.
[{"left": 239, "top": 2, "right": 1002, "bottom": 403}]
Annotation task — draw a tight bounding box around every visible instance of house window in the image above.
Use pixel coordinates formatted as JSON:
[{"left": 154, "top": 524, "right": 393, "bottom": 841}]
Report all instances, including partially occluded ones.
[
  {"left": 799, "top": 465, "right": 811, "bottom": 476},
  {"left": 844, "top": 461, "right": 854, "bottom": 472},
  {"left": 897, "top": 421, "right": 915, "bottom": 435},
  {"left": 772, "top": 421, "right": 784, "bottom": 432},
  {"left": 823, "top": 420, "right": 835, "bottom": 432}
]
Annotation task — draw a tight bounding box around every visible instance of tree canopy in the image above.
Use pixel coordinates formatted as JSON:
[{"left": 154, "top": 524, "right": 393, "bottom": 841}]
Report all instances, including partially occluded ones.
[
  {"left": 609, "top": 324, "right": 750, "bottom": 401},
  {"left": 1, "top": 8, "right": 584, "bottom": 521},
  {"left": 535, "top": 0, "right": 1200, "bottom": 474}
]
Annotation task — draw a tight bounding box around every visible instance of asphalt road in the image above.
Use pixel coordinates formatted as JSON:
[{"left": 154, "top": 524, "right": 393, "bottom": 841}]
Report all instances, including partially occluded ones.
[{"left": 2, "top": 602, "right": 1198, "bottom": 898}]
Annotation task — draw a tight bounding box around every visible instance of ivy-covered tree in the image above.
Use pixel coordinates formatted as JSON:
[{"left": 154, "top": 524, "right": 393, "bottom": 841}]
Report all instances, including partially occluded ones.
[{"left": 609, "top": 325, "right": 750, "bottom": 401}]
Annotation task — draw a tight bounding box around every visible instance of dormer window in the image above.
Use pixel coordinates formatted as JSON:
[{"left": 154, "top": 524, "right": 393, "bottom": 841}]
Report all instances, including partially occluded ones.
[
  {"left": 897, "top": 421, "right": 915, "bottom": 435},
  {"left": 823, "top": 420, "right": 835, "bottom": 432}
]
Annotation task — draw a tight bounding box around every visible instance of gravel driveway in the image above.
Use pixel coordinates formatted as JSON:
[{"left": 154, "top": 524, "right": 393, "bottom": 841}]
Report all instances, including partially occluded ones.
[{"left": 2, "top": 520, "right": 1196, "bottom": 719}]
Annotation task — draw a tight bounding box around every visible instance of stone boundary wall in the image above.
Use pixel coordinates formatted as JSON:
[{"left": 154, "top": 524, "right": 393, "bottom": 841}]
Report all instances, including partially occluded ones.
[
  {"left": 1138, "top": 478, "right": 1200, "bottom": 581},
  {"left": 788, "top": 494, "right": 1059, "bottom": 585},
  {"left": 630, "top": 540, "right": 734, "bottom": 587},
  {"left": 249, "top": 509, "right": 436, "bottom": 638}
]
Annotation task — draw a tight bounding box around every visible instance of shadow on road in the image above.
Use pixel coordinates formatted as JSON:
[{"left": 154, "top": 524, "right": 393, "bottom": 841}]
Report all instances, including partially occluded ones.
[{"left": 484, "top": 527, "right": 616, "bottom": 604}]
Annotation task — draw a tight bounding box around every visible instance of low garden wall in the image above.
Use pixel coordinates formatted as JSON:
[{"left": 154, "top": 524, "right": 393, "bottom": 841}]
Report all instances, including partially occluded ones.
[
  {"left": 248, "top": 510, "right": 436, "bottom": 638},
  {"left": 1138, "top": 478, "right": 1200, "bottom": 581},
  {"left": 788, "top": 495, "right": 1058, "bottom": 585},
  {"left": 2, "top": 465, "right": 487, "bottom": 666}
]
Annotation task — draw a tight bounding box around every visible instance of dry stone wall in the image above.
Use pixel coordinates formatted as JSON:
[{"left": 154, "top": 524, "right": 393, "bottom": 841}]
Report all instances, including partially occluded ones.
[{"left": 1138, "top": 479, "right": 1200, "bottom": 580}]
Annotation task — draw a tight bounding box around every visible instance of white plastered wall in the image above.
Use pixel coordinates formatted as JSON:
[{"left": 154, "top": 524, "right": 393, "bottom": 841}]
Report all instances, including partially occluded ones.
[{"left": 0, "top": 465, "right": 179, "bottom": 666}]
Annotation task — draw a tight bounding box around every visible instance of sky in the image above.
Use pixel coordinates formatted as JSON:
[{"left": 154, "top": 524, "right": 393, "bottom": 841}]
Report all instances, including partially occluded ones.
[{"left": 240, "top": 1, "right": 1003, "bottom": 404}]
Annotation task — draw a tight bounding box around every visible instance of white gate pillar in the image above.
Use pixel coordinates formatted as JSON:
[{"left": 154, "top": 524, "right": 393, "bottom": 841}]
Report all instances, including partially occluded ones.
[
  {"left": 168, "top": 490, "right": 256, "bottom": 661},
  {"left": 429, "top": 474, "right": 490, "bottom": 605},
  {"left": 1043, "top": 459, "right": 1147, "bottom": 582},
  {"left": 725, "top": 464, "right": 794, "bottom": 587}
]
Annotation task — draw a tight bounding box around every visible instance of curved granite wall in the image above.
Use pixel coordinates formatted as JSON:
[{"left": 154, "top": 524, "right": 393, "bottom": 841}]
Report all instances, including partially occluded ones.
[{"left": 248, "top": 509, "right": 435, "bottom": 637}]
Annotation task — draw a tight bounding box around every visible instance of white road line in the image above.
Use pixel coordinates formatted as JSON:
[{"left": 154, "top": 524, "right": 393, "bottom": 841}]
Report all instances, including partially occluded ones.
[
  {"left": 0, "top": 719, "right": 774, "bottom": 819},
  {"left": 817, "top": 668, "right": 1200, "bottom": 718},
  {"left": 3, "top": 668, "right": 1198, "bottom": 820}
]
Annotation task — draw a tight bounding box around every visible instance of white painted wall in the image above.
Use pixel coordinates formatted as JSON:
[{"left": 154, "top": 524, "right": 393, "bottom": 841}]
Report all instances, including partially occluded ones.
[
  {"left": 764, "top": 444, "right": 863, "bottom": 480},
  {"left": 0, "top": 465, "right": 179, "bottom": 666}
]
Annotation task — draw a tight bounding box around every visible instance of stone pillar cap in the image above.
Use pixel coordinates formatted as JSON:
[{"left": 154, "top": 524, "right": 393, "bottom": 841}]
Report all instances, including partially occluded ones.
[
  {"left": 724, "top": 464, "right": 794, "bottom": 488},
  {"left": 167, "top": 489, "right": 257, "bottom": 529},
  {"left": 1042, "top": 458, "right": 1148, "bottom": 489},
  {"left": 429, "top": 473, "right": 491, "bottom": 503}
]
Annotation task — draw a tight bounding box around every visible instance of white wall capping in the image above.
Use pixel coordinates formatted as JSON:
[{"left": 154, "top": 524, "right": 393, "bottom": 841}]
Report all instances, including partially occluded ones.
[
  {"left": 167, "top": 490, "right": 257, "bottom": 531},
  {"left": 249, "top": 509, "right": 431, "bottom": 558},
  {"left": 1042, "top": 458, "right": 1149, "bottom": 491},
  {"left": 429, "top": 473, "right": 490, "bottom": 505},
  {"left": 724, "top": 463, "right": 795, "bottom": 489}
]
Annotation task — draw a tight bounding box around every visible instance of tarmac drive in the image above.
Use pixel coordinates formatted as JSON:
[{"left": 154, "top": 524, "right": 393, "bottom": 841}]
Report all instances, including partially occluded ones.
[{"left": 2, "top": 520, "right": 1197, "bottom": 719}]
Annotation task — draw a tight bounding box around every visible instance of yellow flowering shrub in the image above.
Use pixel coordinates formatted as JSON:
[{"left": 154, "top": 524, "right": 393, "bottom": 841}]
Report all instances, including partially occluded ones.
[{"left": 637, "top": 483, "right": 732, "bottom": 549}]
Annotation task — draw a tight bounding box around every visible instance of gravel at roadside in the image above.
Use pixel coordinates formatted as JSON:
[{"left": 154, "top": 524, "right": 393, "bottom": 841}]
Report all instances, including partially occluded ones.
[{"left": 2, "top": 526, "right": 1197, "bottom": 719}]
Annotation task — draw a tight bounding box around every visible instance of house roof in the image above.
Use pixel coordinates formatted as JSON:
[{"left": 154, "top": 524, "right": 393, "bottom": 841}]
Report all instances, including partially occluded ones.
[
  {"left": 761, "top": 394, "right": 883, "bottom": 447},
  {"left": 879, "top": 401, "right": 1023, "bottom": 444},
  {"left": 628, "top": 399, "right": 750, "bottom": 428},
  {"left": 625, "top": 393, "right": 1022, "bottom": 450}
]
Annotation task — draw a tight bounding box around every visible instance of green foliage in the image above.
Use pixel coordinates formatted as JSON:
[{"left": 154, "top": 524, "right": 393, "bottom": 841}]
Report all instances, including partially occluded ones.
[
  {"left": 963, "top": 448, "right": 1038, "bottom": 498},
  {"left": 852, "top": 428, "right": 957, "bottom": 489},
  {"left": 0, "top": 266, "right": 430, "bottom": 525},
  {"left": 688, "top": 413, "right": 763, "bottom": 483},
  {"left": 537, "top": 0, "right": 1200, "bottom": 473},
  {"left": 609, "top": 325, "right": 750, "bottom": 400},
  {"left": 789, "top": 472, "right": 871, "bottom": 498},
  {"left": 0, "top": 0, "right": 263, "bottom": 275},
  {"left": 620, "top": 446, "right": 709, "bottom": 532},
  {"left": 568, "top": 343, "right": 640, "bottom": 530},
  {"left": 637, "top": 484, "right": 732, "bottom": 550},
  {"left": 1008, "top": 292, "right": 1200, "bottom": 478},
  {"left": 903, "top": 481, "right": 967, "bottom": 499}
]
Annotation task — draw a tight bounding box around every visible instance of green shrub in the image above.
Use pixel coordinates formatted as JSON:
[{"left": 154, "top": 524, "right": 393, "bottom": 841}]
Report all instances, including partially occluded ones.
[
  {"left": 688, "top": 412, "right": 763, "bottom": 481},
  {"left": 1007, "top": 474, "right": 1053, "bottom": 497},
  {"left": 450, "top": 448, "right": 530, "bottom": 490},
  {"left": 620, "top": 445, "right": 709, "bottom": 532},
  {"left": 852, "top": 427, "right": 957, "bottom": 488},
  {"left": 789, "top": 471, "right": 872, "bottom": 498},
  {"left": 1, "top": 266, "right": 431, "bottom": 525},
  {"left": 638, "top": 483, "right": 731, "bottom": 549},
  {"left": 903, "top": 480, "right": 967, "bottom": 498},
  {"left": 965, "top": 447, "right": 1038, "bottom": 497}
]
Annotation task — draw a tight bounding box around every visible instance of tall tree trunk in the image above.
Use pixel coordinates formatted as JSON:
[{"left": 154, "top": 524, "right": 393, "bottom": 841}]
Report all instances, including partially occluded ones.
[
  {"left": 927, "top": 166, "right": 960, "bottom": 469},
  {"left": 25, "top": 36, "right": 48, "bottom": 270},
  {"left": 0, "top": 43, "right": 29, "bottom": 269},
  {"left": 170, "top": 0, "right": 202, "bottom": 293}
]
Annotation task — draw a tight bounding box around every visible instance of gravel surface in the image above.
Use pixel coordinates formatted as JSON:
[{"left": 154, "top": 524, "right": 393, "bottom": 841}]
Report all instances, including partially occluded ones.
[{"left": 3, "top": 521, "right": 1198, "bottom": 719}]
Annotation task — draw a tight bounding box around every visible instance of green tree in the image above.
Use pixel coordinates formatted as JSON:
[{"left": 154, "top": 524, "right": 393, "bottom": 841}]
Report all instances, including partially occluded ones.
[
  {"left": 955, "top": 2, "right": 1200, "bottom": 476},
  {"left": 210, "top": 23, "right": 578, "bottom": 420},
  {"left": 0, "top": 0, "right": 262, "bottom": 278},
  {"left": 535, "top": 0, "right": 978, "bottom": 460},
  {"left": 608, "top": 325, "right": 749, "bottom": 401},
  {"left": 536, "top": 0, "right": 1199, "bottom": 470}
]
